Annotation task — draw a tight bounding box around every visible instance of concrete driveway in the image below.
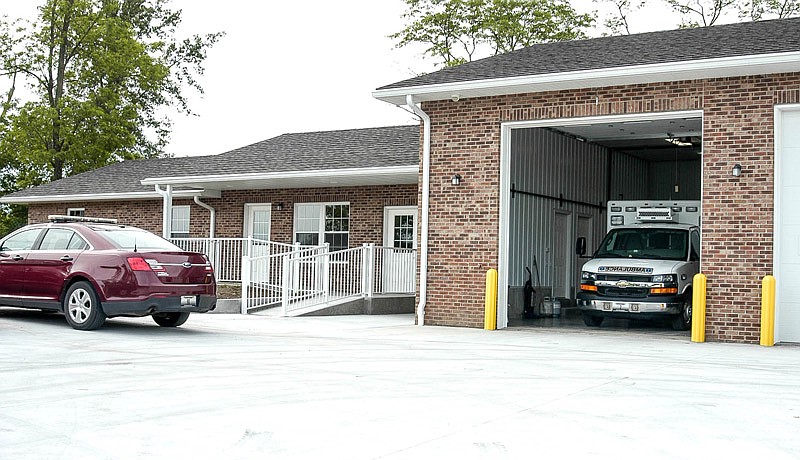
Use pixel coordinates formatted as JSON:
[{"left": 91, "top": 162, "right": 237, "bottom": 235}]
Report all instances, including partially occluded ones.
[{"left": 1, "top": 309, "right": 799, "bottom": 460}]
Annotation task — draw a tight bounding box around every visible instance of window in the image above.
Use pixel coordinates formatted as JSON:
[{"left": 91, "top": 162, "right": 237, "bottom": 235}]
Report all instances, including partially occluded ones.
[
  {"left": 171, "top": 205, "right": 190, "bottom": 238},
  {"left": 1, "top": 229, "right": 42, "bottom": 251},
  {"left": 67, "top": 208, "right": 85, "bottom": 217},
  {"left": 392, "top": 214, "right": 414, "bottom": 249},
  {"left": 40, "top": 229, "right": 76, "bottom": 251},
  {"left": 38, "top": 229, "right": 89, "bottom": 251},
  {"left": 99, "top": 228, "right": 181, "bottom": 251},
  {"left": 294, "top": 203, "right": 350, "bottom": 251}
]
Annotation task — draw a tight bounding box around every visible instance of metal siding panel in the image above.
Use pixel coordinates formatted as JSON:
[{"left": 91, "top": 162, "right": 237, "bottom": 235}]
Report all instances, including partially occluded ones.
[{"left": 509, "top": 128, "right": 608, "bottom": 287}]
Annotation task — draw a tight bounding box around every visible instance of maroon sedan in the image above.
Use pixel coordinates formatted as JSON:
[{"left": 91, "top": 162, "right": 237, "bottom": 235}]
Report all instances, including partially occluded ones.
[{"left": 0, "top": 216, "right": 216, "bottom": 330}]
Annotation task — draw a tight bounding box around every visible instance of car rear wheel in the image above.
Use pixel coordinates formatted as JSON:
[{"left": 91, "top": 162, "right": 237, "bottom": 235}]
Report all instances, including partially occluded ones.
[
  {"left": 583, "top": 313, "right": 604, "bottom": 327},
  {"left": 152, "top": 312, "right": 190, "bottom": 327},
  {"left": 64, "top": 281, "right": 107, "bottom": 331}
]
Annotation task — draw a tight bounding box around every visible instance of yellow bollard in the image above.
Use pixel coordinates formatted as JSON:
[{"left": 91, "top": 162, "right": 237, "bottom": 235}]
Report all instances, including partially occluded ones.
[
  {"left": 691, "top": 273, "right": 707, "bottom": 343},
  {"left": 484, "top": 268, "right": 498, "bottom": 330},
  {"left": 760, "top": 275, "right": 776, "bottom": 347}
]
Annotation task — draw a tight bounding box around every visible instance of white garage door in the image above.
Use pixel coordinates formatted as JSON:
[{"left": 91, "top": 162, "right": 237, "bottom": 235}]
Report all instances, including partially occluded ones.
[{"left": 776, "top": 107, "right": 800, "bottom": 343}]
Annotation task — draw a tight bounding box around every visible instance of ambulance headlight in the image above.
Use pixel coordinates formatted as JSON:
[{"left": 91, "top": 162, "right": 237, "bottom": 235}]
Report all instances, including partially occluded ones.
[
  {"left": 582, "top": 271, "right": 596, "bottom": 281},
  {"left": 652, "top": 274, "right": 675, "bottom": 284}
]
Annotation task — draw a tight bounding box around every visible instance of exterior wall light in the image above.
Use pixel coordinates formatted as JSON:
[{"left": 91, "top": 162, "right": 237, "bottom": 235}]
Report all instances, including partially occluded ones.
[
  {"left": 275, "top": 202, "right": 284, "bottom": 211},
  {"left": 732, "top": 164, "right": 742, "bottom": 177},
  {"left": 451, "top": 174, "right": 462, "bottom": 186}
]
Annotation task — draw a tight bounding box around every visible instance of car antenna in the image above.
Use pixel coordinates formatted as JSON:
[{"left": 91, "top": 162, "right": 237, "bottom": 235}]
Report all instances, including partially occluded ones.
[{"left": 134, "top": 238, "right": 138, "bottom": 253}]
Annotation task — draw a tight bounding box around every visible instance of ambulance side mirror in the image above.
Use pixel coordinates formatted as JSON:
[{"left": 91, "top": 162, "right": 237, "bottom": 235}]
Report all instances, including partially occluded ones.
[{"left": 575, "top": 237, "right": 587, "bottom": 256}]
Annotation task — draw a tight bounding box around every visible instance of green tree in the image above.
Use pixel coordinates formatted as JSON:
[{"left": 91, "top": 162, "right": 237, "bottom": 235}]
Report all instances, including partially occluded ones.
[
  {"left": 741, "top": 0, "right": 800, "bottom": 19},
  {"left": 0, "top": 0, "right": 223, "bottom": 190},
  {"left": 595, "top": 0, "right": 646, "bottom": 35},
  {"left": 663, "top": 0, "right": 740, "bottom": 27},
  {"left": 392, "top": 0, "right": 594, "bottom": 67}
]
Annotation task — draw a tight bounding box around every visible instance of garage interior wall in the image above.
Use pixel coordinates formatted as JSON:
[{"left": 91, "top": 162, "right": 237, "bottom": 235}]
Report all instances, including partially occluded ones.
[{"left": 508, "top": 129, "right": 607, "bottom": 299}]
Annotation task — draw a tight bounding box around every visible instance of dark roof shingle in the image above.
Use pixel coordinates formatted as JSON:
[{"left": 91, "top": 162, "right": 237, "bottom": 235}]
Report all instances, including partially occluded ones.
[{"left": 2, "top": 125, "right": 419, "bottom": 200}]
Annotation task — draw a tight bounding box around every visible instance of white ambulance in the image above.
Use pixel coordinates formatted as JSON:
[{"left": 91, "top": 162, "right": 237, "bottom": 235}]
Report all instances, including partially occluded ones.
[{"left": 575, "top": 201, "right": 701, "bottom": 330}]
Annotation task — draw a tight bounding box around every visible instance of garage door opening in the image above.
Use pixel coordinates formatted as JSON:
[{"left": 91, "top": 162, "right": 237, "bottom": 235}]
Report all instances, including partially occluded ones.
[{"left": 498, "top": 111, "right": 703, "bottom": 330}]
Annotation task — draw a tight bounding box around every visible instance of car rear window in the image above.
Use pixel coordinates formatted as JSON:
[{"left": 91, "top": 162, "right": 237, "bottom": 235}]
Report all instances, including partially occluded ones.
[{"left": 97, "top": 228, "right": 182, "bottom": 251}]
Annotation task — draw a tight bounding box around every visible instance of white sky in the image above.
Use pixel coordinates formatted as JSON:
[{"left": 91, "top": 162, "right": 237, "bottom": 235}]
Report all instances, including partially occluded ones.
[{"left": 1, "top": 1, "right": 702, "bottom": 158}]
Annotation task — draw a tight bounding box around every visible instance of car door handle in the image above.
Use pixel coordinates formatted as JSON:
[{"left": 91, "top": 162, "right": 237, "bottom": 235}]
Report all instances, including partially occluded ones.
[
  {"left": 12, "top": 255, "right": 23, "bottom": 261},
  {"left": 60, "top": 255, "right": 74, "bottom": 262}
]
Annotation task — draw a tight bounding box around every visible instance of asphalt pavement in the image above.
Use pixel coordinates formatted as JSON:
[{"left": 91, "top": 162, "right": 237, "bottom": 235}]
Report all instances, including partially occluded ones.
[{"left": 1, "top": 308, "right": 799, "bottom": 460}]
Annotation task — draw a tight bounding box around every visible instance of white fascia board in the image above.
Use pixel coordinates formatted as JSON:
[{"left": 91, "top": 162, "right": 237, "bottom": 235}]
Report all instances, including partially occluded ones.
[
  {"left": 0, "top": 189, "right": 217, "bottom": 204},
  {"left": 373, "top": 52, "right": 800, "bottom": 105},
  {"left": 140, "top": 165, "right": 419, "bottom": 186}
]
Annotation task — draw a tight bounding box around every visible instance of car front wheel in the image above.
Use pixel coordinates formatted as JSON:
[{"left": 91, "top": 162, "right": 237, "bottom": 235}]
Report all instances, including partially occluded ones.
[
  {"left": 152, "top": 312, "right": 190, "bottom": 327},
  {"left": 64, "top": 281, "right": 107, "bottom": 331},
  {"left": 671, "top": 294, "right": 693, "bottom": 331},
  {"left": 583, "top": 313, "right": 604, "bottom": 327}
]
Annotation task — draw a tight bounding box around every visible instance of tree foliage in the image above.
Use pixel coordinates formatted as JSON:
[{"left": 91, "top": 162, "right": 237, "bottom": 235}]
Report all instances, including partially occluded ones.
[
  {"left": 392, "top": 0, "right": 594, "bottom": 67},
  {"left": 595, "top": 0, "right": 646, "bottom": 34},
  {"left": 663, "top": 0, "right": 740, "bottom": 26},
  {"left": 595, "top": 0, "right": 799, "bottom": 35},
  {"left": 741, "top": 0, "right": 800, "bottom": 19},
  {"left": 0, "top": 0, "right": 223, "bottom": 193}
]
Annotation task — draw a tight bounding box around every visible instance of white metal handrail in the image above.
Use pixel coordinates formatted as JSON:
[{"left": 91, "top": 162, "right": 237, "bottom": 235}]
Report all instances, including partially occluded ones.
[
  {"left": 171, "top": 238, "right": 417, "bottom": 314},
  {"left": 169, "top": 237, "right": 295, "bottom": 282},
  {"left": 373, "top": 246, "right": 417, "bottom": 294},
  {"left": 281, "top": 246, "right": 366, "bottom": 315},
  {"left": 242, "top": 243, "right": 328, "bottom": 313},
  {"left": 241, "top": 244, "right": 417, "bottom": 315}
]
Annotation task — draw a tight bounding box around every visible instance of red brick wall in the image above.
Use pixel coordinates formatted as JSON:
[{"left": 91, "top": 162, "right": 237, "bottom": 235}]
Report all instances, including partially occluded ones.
[
  {"left": 27, "top": 184, "right": 417, "bottom": 247},
  {"left": 421, "top": 74, "right": 800, "bottom": 343}
]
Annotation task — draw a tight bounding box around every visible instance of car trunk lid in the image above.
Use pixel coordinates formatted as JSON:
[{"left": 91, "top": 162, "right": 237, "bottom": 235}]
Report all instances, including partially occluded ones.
[{"left": 137, "top": 252, "right": 213, "bottom": 284}]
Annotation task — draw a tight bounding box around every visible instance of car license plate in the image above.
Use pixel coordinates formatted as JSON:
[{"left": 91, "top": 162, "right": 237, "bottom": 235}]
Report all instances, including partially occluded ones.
[{"left": 180, "top": 295, "right": 197, "bottom": 306}]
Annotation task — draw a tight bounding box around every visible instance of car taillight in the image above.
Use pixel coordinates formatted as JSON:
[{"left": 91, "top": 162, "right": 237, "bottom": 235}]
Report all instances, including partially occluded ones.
[
  {"left": 127, "top": 257, "right": 151, "bottom": 271},
  {"left": 127, "top": 257, "right": 167, "bottom": 276},
  {"left": 203, "top": 256, "right": 213, "bottom": 272}
]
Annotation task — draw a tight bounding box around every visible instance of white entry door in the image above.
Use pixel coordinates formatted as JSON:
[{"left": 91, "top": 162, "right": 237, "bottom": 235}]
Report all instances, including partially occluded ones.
[
  {"left": 776, "top": 107, "right": 800, "bottom": 343},
  {"left": 242, "top": 203, "right": 272, "bottom": 272},
  {"left": 382, "top": 206, "right": 417, "bottom": 293}
]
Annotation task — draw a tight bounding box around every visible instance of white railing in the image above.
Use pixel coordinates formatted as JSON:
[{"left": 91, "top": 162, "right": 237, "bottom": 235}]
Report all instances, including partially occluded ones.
[
  {"left": 169, "top": 237, "right": 293, "bottom": 282},
  {"left": 241, "top": 243, "right": 328, "bottom": 313},
  {"left": 242, "top": 244, "right": 417, "bottom": 316},
  {"left": 373, "top": 246, "right": 417, "bottom": 294}
]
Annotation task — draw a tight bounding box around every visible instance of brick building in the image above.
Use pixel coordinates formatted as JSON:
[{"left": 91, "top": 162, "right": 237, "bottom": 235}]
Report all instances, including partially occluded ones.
[{"left": 373, "top": 18, "right": 800, "bottom": 343}]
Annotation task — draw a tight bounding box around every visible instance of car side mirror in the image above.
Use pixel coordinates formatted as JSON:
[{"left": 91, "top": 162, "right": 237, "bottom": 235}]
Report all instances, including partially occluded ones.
[{"left": 575, "top": 237, "right": 586, "bottom": 256}]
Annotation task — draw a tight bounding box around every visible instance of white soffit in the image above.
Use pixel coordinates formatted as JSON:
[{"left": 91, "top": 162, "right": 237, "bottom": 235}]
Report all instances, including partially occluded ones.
[
  {"left": 373, "top": 52, "right": 800, "bottom": 105},
  {"left": 0, "top": 189, "right": 219, "bottom": 204}
]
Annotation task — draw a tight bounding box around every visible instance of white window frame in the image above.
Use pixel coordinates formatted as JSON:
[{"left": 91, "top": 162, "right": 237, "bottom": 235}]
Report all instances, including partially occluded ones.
[
  {"left": 170, "top": 205, "right": 191, "bottom": 238},
  {"left": 293, "top": 202, "right": 350, "bottom": 250},
  {"left": 67, "top": 207, "right": 85, "bottom": 217},
  {"left": 383, "top": 206, "right": 417, "bottom": 249}
]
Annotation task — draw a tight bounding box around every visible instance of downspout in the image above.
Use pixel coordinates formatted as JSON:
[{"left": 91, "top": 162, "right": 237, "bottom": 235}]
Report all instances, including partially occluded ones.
[
  {"left": 193, "top": 196, "right": 216, "bottom": 238},
  {"left": 406, "top": 95, "right": 430, "bottom": 327},
  {"left": 154, "top": 184, "right": 173, "bottom": 238}
]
